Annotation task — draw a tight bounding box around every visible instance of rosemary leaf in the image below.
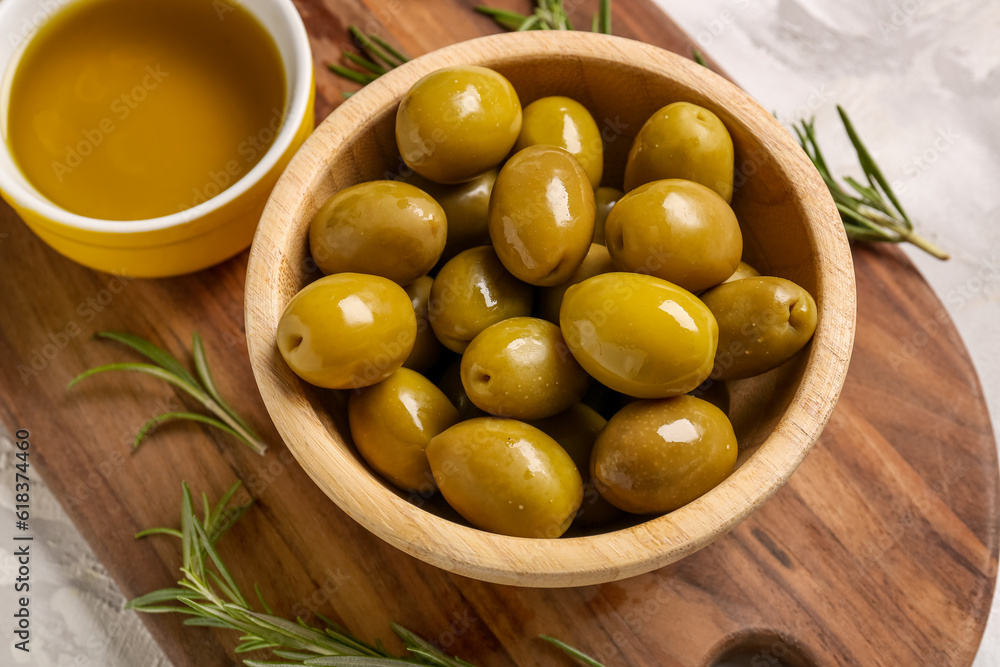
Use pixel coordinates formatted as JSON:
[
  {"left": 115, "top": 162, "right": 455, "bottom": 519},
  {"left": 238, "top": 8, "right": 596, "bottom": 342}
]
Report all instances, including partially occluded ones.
[
  {"left": 392, "top": 624, "right": 476, "bottom": 667},
  {"left": 474, "top": 7, "right": 529, "bottom": 31},
  {"left": 302, "top": 658, "right": 424, "bottom": 666},
  {"left": 95, "top": 331, "right": 199, "bottom": 386},
  {"left": 192, "top": 332, "right": 259, "bottom": 435},
  {"left": 68, "top": 362, "right": 200, "bottom": 394},
  {"left": 369, "top": 35, "right": 409, "bottom": 67},
  {"left": 134, "top": 527, "right": 183, "bottom": 539},
  {"left": 327, "top": 64, "right": 379, "bottom": 86},
  {"left": 343, "top": 52, "right": 387, "bottom": 76},
  {"left": 126, "top": 588, "right": 192, "bottom": 608},
  {"left": 185, "top": 616, "right": 235, "bottom": 628},
  {"left": 541, "top": 635, "right": 608, "bottom": 667},
  {"left": 134, "top": 412, "right": 240, "bottom": 450},
  {"left": 596, "top": 0, "right": 612, "bottom": 35}
]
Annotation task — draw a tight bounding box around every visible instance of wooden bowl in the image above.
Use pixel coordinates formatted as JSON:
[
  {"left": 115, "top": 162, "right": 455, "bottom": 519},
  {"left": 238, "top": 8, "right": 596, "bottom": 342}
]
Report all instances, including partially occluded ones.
[{"left": 245, "top": 31, "right": 856, "bottom": 587}]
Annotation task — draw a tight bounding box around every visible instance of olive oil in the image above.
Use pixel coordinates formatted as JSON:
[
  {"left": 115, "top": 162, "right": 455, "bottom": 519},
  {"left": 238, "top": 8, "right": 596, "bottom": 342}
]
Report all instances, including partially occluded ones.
[{"left": 7, "top": 0, "right": 286, "bottom": 221}]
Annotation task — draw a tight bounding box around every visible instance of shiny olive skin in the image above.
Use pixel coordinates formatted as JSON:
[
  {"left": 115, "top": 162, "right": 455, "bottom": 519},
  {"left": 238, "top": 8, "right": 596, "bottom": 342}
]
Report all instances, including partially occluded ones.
[
  {"left": 529, "top": 404, "right": 623, "bottom": 527},
  {"left": 723, "top": 261, "right": 760, "bottom": 284},
  {"left": 437, "top": 358, "right": 488, "bottom": 420},
  {"left": 538, "top": 243, "right": 614, "bottom": 324},
  {"left": 396, "top": 66, "right": 521, "bottom": 184},
  {"left": 560, "top": 272, "right": 719, "bottom": 398},
  {"left": 591, "top": 395, "right": 737, "bottom": 514},
  {"left": 488, "top": 145, "right": 596, "bottom": 286},
  {"left": 461, "top": 317, "right": 590, "bottom": 420},
  {"left": 277, "top": 274, "right": 416, "bottom": 389},
  {"left": 402, "top": 276, "right": 443, "bottom": 373},
  {"left": 605, "top": 179, "right": 743, "bottom": 293},
  {"left": 514, "top": 96, "right": 604, "bottom": 188},
  {"left": 624, "top": 102, "right": 735, "bottom": 202},
  {"left": 426, "top": 417, "right": 583, "bottom": 538},
  {"left": 428, "top": 246, "right": 533, "bottom": 353},
  {"left": 348, "top": 368, "right": 459, "bottom": 492},
  {"left": 701, "top": 277, "right": 818, "bottom": 381},
  {"left": 406, "top": 169, "right": 498, "bottom": 264},
  {"left": 593, "top": 187, "right": 622, "bottom": 245},
  {"left": 309, "top": 181, "right": 446, "bottom": 285}
]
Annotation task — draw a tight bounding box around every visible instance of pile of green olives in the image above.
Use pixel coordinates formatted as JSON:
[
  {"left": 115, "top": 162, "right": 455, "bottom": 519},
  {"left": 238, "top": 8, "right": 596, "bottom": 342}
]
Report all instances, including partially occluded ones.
[{"left": 276, "top": 66, "right": 819, "bottom": 539}]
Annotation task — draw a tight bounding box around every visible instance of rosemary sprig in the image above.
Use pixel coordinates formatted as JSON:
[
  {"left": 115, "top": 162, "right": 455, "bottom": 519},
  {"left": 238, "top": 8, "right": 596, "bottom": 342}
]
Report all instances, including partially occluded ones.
[
  {"left": 477, "top": 0, "right": 573, "bottom": 31},
  {"left": 794, "top": 106, "right": 949, "bottom": 260},
  {"left": 68, "top": 332, "right": 268, "bottom": 455},
  {"left": 328, "top": 26, "right": 410, "bottom": 97},
  {"left": 329, "top": 2, "right": 614, "bottom": 93},
  {"left": 477, "top": 0, "right": 613, "bottom": 34},
  {"left": 130, "top": 482, "right": 599, "bottom": 667}
]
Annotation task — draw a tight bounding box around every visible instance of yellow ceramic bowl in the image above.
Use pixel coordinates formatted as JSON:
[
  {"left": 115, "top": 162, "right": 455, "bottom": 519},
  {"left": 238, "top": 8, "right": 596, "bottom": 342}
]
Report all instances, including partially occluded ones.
[{"left": 0, "top": 0, "right": 314, "bottom": 278}]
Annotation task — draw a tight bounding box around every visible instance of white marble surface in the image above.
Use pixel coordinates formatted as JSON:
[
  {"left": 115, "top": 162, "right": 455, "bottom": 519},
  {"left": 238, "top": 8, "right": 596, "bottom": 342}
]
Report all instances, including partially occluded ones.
[{"left": 1, "top": 1, "right": 998, "bottom": 665}]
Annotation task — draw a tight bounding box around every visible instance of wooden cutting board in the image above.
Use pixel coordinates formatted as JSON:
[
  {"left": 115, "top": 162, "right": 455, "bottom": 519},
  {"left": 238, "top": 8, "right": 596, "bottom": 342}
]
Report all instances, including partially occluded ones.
[{"left": 0, "top": 1, "right": 996, "bottom": 666}]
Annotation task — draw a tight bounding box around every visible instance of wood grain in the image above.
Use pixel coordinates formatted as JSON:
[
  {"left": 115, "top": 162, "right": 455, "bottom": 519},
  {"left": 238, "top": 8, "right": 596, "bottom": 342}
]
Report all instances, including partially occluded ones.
[{"left": 0, "top": 1, "right": 995, "bottom": 666}]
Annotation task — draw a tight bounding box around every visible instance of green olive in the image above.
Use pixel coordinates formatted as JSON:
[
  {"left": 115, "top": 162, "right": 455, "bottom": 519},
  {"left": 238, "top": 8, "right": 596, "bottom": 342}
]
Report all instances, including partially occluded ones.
[
  {"left": 593, "top": 186, "right": 622, "bottom": 244},
  {"left": 488, "top": 145, "right": 596, "bottom": 286},
  {"left": 402, "top": 276, "right": 443, "bottom": 373},
  {"left": 723, "top": 261, "right": 760, "bottom": 284},
  {"left": 437, "top": 358, "right": 488, "bottom": 420},
  {"left": 348, "top": 368, "right": 459, "bottom": 492},
  {"left": 591, "top": 395, "right": 737, "bottom": 514},
  {"left": 701, "top": 276, "right": 818, "bottom": 380},
  {"left": 428, "top": 246, "right": 533, "bottom": 353},
  {"left": 426, "top": 417, "right": 583, "bottom": 537},
  {"left": 529, "top": 404, "right": 623, "bottom": 527},
  {"left": 277, "top": 273, "right": 416, "bottom": 389},
  {"left": 309, "top": 181, "right": 446, "bottom": 285},
  {"left": 624, "top": 102, "right": 735, "bottom": 202},
  {"left": 560, "top": 272, "right": 718, "bottom": 398},
  {"left": 514, "top": 96, "right": 604, "bottom": 188},
  {"left": 687, "top": 378, "right": 730, "bottom": 415},
  {"left": 461, "top": 317, "right": 590, "bottom": 420},
  {"left": 605, "top": 179, "right": 742, "bottom": 293},
  {"left": 396, "top": 66, "right": 521, "bottom": 184},
  {"left": 405, "top": 169, "right": 498, "bottom": 263},
  {"left": 538, "top": 243, "right": 614, "bottom": 324}
]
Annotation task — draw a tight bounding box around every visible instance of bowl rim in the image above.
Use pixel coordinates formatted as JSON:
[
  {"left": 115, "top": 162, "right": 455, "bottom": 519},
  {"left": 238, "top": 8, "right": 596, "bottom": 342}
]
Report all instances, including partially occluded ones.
[
  {"left": 246, "top": 30, "right": 857, "bottom": 587},
  {"left": 0, "top": 0, "right": 313, "bottom": 235}
]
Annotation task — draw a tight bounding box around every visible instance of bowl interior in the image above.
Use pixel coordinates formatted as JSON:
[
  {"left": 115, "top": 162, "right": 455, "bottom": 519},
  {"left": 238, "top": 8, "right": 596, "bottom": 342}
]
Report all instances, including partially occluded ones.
[{"left": 246, "top": 31, "right": 854, "bottom": 587}]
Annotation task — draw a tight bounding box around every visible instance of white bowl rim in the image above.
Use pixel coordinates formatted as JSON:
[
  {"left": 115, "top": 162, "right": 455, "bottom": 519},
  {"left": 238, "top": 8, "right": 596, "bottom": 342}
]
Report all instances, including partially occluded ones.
[{"left": 0, "top": 0, "right": 312, "bottom": 235}]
